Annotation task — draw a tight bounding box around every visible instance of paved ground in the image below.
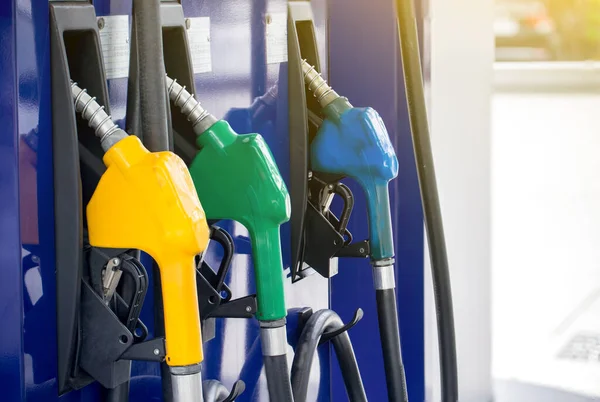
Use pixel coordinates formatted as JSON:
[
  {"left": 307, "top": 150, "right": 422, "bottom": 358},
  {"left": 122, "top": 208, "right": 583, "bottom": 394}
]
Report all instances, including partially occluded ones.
[{"left": 492, "top": 91, "right": 600, "bottom": 401}]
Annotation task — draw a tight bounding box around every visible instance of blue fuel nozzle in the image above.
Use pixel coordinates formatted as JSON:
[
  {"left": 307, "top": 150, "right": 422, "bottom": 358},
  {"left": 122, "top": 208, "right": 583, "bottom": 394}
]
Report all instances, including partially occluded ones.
[{"left": 303, "top": 61, "right": 399, "bottom": 260}]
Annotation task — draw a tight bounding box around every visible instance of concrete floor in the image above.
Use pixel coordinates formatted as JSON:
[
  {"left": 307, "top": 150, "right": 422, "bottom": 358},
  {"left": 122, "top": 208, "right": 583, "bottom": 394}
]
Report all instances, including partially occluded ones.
[{"left": 492, "top": 91, "right": 600, "bottom": 401}]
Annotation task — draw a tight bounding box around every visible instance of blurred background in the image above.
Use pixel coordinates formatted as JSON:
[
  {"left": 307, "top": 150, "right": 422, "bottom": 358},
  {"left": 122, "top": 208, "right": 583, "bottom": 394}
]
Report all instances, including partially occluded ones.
[
  {"left": 492, "top": 0, "right": 600, "bottom": 401},
  {"left": 495, "top": 0, "right": 600, "bottom": 61},
  {"left": 424, "top": 0, "right": 600, "bottom": 400}
]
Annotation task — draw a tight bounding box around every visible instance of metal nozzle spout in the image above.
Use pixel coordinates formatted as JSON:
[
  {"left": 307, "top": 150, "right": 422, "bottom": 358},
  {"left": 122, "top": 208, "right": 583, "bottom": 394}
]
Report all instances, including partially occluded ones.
[
  {"left": 165, "top": 76, "right": 218, "bottom": 136},
  {"left": 70, "top": 81, "right": 127, "bottom": 152},
  {"left": 301, "top": 59, "right": 340, "bottom": 108}
]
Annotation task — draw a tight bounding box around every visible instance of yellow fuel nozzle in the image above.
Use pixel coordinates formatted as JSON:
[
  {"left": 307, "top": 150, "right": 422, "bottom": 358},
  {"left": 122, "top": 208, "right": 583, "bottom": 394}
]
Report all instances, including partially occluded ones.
[{"left": 72, "top": 82, "right": 210, "bottom": 367}]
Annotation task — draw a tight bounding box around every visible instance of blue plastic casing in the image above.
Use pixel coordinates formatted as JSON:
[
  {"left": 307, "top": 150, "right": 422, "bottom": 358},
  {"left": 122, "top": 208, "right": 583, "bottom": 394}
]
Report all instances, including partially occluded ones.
[{"left": 310, "top": 98, "right": 399, "bottom": 260}]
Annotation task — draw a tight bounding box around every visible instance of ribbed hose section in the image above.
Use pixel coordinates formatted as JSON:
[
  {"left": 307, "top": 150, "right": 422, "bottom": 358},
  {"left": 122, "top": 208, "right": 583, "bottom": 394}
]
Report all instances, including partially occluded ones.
[
  {"left": 132, "top": 0, "right": 169, "bottom": 152},
  {"left": 394, "top": 0, "right": 459, "bottom": 400},
  {"left": 263, "top": 355, "right": 294, "bottom": 402},
  {"left": 202, "top": 381, "right": 230, "bottom": 402},
  {"left": 300, "top": 59, "right": 340, "bottom": 108},
  {"left": 164, "top": 76, "right": 217, "bottom": 136},
  {"left": 376, "top": 289, "right": 408, "bottom": 402},
  {"left": 70, "top": 82, "right": 126, "bottom": 152},
  {"left": 291, "top": 310, "right": 367, "bottom": 402}
]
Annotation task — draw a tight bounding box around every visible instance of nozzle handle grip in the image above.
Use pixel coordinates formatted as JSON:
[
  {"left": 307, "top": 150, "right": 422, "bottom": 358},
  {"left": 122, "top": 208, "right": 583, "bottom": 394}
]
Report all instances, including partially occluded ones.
[
  {"left": 251, "top": 225, "right": 287, "bottom": 321},
  {"left": 363, "top": 182, "right": 395, "bottom": 260},
  {"left": 158, "top": 255, "right": 204, "bottom": 367}
]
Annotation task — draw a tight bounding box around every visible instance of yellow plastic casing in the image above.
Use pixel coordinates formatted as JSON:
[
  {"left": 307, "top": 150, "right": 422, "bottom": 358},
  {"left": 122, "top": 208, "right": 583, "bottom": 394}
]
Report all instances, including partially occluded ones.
[{"left": 86, "top": 135, "right": 209, "bottom": 367}]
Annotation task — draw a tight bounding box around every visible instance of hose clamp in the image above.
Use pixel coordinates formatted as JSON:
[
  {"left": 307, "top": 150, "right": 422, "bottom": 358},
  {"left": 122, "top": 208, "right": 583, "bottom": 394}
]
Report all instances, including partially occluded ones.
[
  {"left": 260, "top": 325, "right": 288, "bottom": 357},
  {"left": 372, "top": 257, "right": 394, "bottom": 267},
  {"left": 170, "top": 369, "right": 204, "bottom": 402},
  {"left": 170, "top": 363, "right": 202, "bottom": 375},
  {"left": 372, "top": 261, "right": 395, "bottom": 290}
]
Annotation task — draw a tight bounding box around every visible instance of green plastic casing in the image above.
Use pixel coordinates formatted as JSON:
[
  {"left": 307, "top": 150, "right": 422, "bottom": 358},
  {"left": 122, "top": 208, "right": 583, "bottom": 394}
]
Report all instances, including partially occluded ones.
[{"left": 189, "top": 120, "right": 291, "bottom": 321}]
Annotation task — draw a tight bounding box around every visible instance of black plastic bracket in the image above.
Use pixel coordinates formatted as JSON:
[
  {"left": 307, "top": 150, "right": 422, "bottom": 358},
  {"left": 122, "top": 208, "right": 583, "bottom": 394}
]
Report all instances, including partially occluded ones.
[
  {"left": 334, "top": 240, "right": 370, "bottom": 259},
  {"left": 78, "top": 280, "right": 134, "bottom": 390},
  {"left": 197, "top": 226, "right": 258, "bottom": 342},
  {"left": 71, "top": 246, "right": 153, "bottom": 391},
  {"left": 295, "top": 307, "right": 316, "bottom": 337},
  {"left": 120, "top": 337, "right": 166, "bottom": 362},
  {"left": 301, "top": 202, "right": 343, "bottom": 277},
  {"left": 288, "top": 1, "right": 311, "bottom": 284},
  {"left": 207, "top": 295, "right": 257, "bottom": 319}
]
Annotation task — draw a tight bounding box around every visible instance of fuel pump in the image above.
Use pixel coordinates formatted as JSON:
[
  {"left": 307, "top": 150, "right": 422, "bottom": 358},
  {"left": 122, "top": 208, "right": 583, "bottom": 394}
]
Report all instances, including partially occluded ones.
[
  {"left": 165, "top": 76, "right": 295, "bottom": 402},
  {"left": 121, "top": 2, "right": 370, "bottom": 399}
]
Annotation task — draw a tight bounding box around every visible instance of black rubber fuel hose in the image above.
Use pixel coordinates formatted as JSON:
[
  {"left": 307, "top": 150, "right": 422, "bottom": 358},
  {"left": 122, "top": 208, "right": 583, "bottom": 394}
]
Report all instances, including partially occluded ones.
[
  {"left": 264, "top": 354, "right": 294, "bottom": 402},
  {"left": 132, "top": 0, "right": 169, "bottom": 153},
  {"left": 394, "top": 0, "right": 459, "bottom": 400},
  {"left": 291, "top": 309, "right": 366, "bottom": 402},
  {"left": 376, "top": 288, "right": 408, "bottom": 401},
  {"left": 130, "top": 0, "right": 172, "bottom": 401}
]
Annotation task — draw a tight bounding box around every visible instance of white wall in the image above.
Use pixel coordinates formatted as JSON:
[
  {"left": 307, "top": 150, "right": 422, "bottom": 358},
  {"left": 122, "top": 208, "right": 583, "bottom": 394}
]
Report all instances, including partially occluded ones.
[{"left": 425, "top": 0, "right": 494, "bottom": 400}]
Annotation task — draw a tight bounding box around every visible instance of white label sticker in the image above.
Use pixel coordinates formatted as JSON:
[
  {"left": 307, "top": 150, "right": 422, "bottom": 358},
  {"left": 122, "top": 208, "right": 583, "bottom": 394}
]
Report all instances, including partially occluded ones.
[
  {"left": 186, "top": 17, "right": 212, "bottom": 74},
  {"left": 97, "top": 15, "right": 130, "bottom": 80},
  {"left": 266, "top": 12, "right": 287, "bottom": 64}
]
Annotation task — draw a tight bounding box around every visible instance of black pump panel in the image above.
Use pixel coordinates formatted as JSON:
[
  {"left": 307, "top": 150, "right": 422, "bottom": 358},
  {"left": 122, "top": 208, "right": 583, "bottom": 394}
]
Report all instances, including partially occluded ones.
[
  {"left": 288, "top": 1, "right": 368, "bottom": 283},
  {"left": 288, "top": 1, "right": 310, "bottom": 283},
  {"left": 49, "top": 0, "right": 122, "bottom": 394},
  {"left": 288, "top": 1, "right": 330, "bottom": 282}
]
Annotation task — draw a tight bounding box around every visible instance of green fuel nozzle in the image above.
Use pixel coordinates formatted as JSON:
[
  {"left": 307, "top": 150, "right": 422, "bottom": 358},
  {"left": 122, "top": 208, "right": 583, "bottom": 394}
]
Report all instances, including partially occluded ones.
[{"left": 165, "top": 76, "right": 291, "bottom": 322}]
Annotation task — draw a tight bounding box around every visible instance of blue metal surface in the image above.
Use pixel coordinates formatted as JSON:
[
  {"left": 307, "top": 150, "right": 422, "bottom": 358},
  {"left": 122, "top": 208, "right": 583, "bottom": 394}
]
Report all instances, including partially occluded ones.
[
  {"left": 328, "top": 0, "right": 426, "bottom": 401},
  {"left": 0, "top": 1, "right": 24, "bottom": 401},
  {"left": 4, "top": 1, "right": 426, "bottom": 401}
]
